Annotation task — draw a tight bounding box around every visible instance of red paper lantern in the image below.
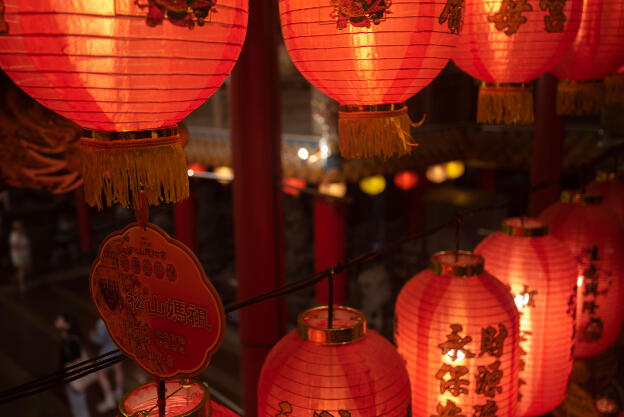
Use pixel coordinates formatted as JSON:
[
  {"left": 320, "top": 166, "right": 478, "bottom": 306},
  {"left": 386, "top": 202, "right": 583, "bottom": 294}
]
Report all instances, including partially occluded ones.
[
  {"left": 540, "top": 191, "right": 624, "bottom": 358},
  {"left": 453, "top": 0, "right": 583, "bottom": 124},
  {"left": 258, "top": 305, "right": 410, "bottom": 417},
  {"left": 394, "top": 170, "right": 419, "bottom": 191},
  {"left": 475, "top": 218, "right": 577, "bottom": 417},
  {"left": 395, "top": 251, "right": 519, "bottom": 417},
  {"left": 551, "top": 0, "right": 624, "bottom": 115},
  {"left": 119, "top": 379, "right": 239, "bottom": 417},
  {"left": 587, "top": 173, "right": 624, "bottom": 220},
  {"left": 279, "top": 0, "right": 458, "bottom": 159},
  {"left": 0, "top": 0, "right": 248, "bottom": 207}
]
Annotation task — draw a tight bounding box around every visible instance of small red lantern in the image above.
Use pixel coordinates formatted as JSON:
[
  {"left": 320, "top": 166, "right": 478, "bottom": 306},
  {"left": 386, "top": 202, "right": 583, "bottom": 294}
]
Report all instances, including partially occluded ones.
[
  {"left": 119, "top": 380, "right": 239, "bottom": 417},
  {"left": 258, "top": 305, "right": 410, "bottom": 417},
  {"left": 0, "top": 0, "right": 248, "bottom": 207},
  {"left": 394, "top": 170, "right": 419, "bottom": 191},
  {"left": 475, "top": 218, "right": 577, "bottom": 417},
  {"left": 587, "top": 173, "right": 624, "bottom": 220},
  {"left": 551, "top": 0, "right": 624, "bottom": 115},
  {"left": 540, "top": 191, "right": 624, "bottom": 358},
  {"left": 453, "top": 0, "right": 583, "bottom": 124},
  {"left": 282, "top": 177, "right": 307, "bottom": 196},
  {"left": 279, "top": 0, "right": 459, "bottom": 159},
  {"left": 395, "top": 251, "right": 520, "bottom": 417}
]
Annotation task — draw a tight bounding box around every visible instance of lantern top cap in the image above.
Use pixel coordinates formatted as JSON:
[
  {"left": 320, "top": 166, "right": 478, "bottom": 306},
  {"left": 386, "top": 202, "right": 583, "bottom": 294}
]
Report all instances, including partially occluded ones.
[
  {"left": 501, "top": 217, "right": 548, "bottom": 237},
  {"left": 119, "top": 379, "right": 209, "bottom": 417},
  {"left": 429, "top": 251, "right": 484, "bottom": 277},
  {"left": 561, "top": 190, "right": 603, "bottom": 205},
  {"left": 297, "top": 305, "right": 366, "bottom": 346}
]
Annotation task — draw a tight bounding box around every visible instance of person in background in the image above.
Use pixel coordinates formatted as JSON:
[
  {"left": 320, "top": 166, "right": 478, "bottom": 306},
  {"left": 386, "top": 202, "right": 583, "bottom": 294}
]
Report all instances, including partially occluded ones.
[
  {"left": 9, "top": 220, "right": 30, "bottom": 292},
  {"left": 55, "top": 312, "right": 91, "bottom": 417},
  {"left": 91, "top": 318, "right": 124, "bottom": 413}
]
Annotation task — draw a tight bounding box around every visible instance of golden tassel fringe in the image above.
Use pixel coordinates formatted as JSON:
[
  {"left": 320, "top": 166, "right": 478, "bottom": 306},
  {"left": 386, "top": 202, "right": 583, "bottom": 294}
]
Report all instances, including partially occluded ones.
[
  {"left": 605, "top": 73, "right": 624, "bottom": 105},
  {"left": 477, "top": 84, "right": 534, "bottom": 125},
  {"left": 338, "top": 106, "right": 424, "bottom": 160},
  {"left": 80, "top": 137, "right": 189, "bottom": 209},
  {"left": 556, "top": 80, "right": 604, "bottom": 116}
]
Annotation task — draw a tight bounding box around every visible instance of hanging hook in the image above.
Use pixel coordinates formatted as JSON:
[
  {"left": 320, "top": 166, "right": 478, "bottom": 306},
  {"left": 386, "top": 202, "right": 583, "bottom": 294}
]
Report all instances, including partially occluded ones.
[{"left": 327, "top": 267, "right": 335, "bottom": 329}]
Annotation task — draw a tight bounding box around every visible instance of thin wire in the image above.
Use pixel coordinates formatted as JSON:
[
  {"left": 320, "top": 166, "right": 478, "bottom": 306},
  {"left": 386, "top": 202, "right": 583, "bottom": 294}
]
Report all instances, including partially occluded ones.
[{"left": 328, "top": 268, "right": 335, "bottom": 329}]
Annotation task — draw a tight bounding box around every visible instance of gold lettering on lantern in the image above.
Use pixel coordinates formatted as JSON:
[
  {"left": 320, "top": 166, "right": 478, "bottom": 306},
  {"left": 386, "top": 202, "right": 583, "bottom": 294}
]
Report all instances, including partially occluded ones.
[
  {"left": 472, "top": 400, "right": 499, "bottom": 417},
  {"left": 431, "top": 400, "right": 466, "bottom": 417},
  {"left": 276, "top": 402, "right": 292, "bottom": 417},
  {"left": 0, "top": 0, "right": 8, "bottom": 34},
  {"left": 438, "top": 324, "right": 476, "bottom": 361},
  {"left": 475, "top": 360, "right": 503, "bottom": 398},
  {"left": 439, "top": 0, "right": 464, "bottom": 34},
  {"left": 330, "top": 0, "right": 392, "bottom": 30},
  {"left": 540, "top": 0, "right": 567, "bottom": 32},
  {"left": 479, "top": 324, "right": 508, "bottom": 358},
  {"left": 314, "top": 411, "right": 352, "bottom": 417},
  {"left": 435, "top": 363, "right": 470, "bottom": 396},
  {"left": 135, "top": 0, "right": 217, "bottom": 29},
  {"left": 577, "top": 245, "right": 610, "bottom": 342},
  {"left": 488, "top": 0, "right": 533, "bottom": 36}
]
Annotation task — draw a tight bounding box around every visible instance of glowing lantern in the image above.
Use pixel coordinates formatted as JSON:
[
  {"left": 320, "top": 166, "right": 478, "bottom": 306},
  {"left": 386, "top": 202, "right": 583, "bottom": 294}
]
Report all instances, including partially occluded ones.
[
  {"left": 551, "top": 0, "right": 624, "bottom": 115},
  {"left": 279, "top": 0, "right": 459, "bottom": 159},
  {"left": 395, "top": 251, "right": 520, "bottom": 417},
  {"left": 282, "top": 177, "right": 307, "bottom": 196},
  {"left": 394, "top": 170, "right": 419, "bottom": 191},
  {"left": 119, "top": 379, "right": 239, "bottom": 417},
  {"left": 319, "top": 182, "right": 347, "bottom": 199},
  {"left": 258, "top": 305, "right": 410, "bottom": 417},
  {"left": 0, "top": 0, "right": 248, "bottom": 208},
  {"left": 359, "top": 175, "right": 386, "bottom": 196},
  {"left": 587, "top": 173, "right": 624, "bottom": 220},
  {"left": 453, "top": 0, "right": 583, "bottom": 124},
  {"left": 445, "top": 160, "right": 465, "bottom": 180},
  {"left": 475, "top": 218, "right": 577, "bottom": 416},
  {"left": 540, "top": 191, "right": 624, "bottom": 358},
  {"left": 426, "top": 164, "right": 448, "bottom": 184}
]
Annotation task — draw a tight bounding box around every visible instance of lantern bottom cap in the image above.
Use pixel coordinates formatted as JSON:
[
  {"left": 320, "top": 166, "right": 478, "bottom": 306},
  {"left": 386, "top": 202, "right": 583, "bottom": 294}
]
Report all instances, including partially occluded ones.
[{"left": 338, "top": 103, "right": 424, "bottom": 159}]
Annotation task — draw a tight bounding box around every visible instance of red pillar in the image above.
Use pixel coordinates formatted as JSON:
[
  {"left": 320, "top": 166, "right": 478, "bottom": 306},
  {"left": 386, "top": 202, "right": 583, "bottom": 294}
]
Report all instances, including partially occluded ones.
[
  {"left": 314, "top": 196, "right": 347, "bottom": 304},
  {"left": 530, "top": 73, "right": 565, "bottom": 216},
  {"left": 229, "top": 0, "right": 285, "bottom": 415},
  {"left": 74, "top": 185, "right": 92, "bottom": 254},
  {"left": 173, "top": 190, "right": 197, "bottom": 252}
]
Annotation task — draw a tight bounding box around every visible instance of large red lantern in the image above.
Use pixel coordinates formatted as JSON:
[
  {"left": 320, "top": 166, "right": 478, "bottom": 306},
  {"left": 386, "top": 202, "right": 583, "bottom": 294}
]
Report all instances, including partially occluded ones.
[
  {"left": 258, "top": 305, "right": 410, "bottom": 417},
  {"left": 395, "top": 251, "right": 520, "bottom": 417},
  {"left": 540, "top": 191, "right": 624, "bottom": 358},
  {"left": 0, "top": 0, "right": 248, "bottom": 208},
  {"left": 475, "top": 218, "right": 577, "bottom": 417},
  {"left": 587, "top": 173, "right": 624, "bottom": 220},
  {"left": 551, "top": 0, "right": 624, "bottom": 115},
  {"left": 119, "top": 379, "right": 239, "bottom": 417},
  {"left": 453, "top": 0, "right": 583, "bottom": 124},
  {"left": 279, "top": 0, "right": 458, "bottom": 159}
]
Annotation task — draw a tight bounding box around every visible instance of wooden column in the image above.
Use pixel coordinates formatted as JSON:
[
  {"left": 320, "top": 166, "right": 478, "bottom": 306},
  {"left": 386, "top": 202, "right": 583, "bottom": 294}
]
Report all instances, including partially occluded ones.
[
  {"left": 74, "top": 186, "right": 92, "bottom": 254},
  {"left": 173, "top": 188, "right": 197, "bottom": 252},
  {"left": 229, "top": 0, "right": 285, "bottom": 415},
  {"left": 530, "top": 73, "right": 565, "bottom": 216},
  {"left": 314, "top": 196, "right": 347, "bottom": 304}
]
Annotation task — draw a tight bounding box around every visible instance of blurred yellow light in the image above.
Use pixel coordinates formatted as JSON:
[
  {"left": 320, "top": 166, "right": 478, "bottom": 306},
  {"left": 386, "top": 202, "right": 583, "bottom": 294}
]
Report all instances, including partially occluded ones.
[
  {"left": 445, "top": 160, "right": 465, "bottom": 179},
  {"left": 359, "top": 175, "right": 386, "bottom": 196},
  {"left": 319, "top": 182, "right": 347, "bottom": 198},
  {"left": 426, "top": 165, "right": 447, "bottom": 184},
  {"left": 214, "top": 166, "right": 233, "bottom": 185}
]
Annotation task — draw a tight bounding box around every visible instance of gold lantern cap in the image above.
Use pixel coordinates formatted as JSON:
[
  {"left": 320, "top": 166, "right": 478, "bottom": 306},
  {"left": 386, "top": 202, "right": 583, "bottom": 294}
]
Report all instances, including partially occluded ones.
[
  {"left": 429, "top": 250, "right": 484, "bottom": 277},
  {"left": 297, "top": 305, "right": 366, "bottom": 345},
  {"left": 501, "top": 217, "right": 548, "bottom": 237},
  {"left": 561, "top": 190, "right": 603, "bottom": 205}
]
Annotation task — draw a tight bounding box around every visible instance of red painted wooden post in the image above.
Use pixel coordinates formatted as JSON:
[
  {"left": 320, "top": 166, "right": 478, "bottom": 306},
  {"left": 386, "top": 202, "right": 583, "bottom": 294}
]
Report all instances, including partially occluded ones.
[
  {"left": 229, "top": 0, "right": 285, "bottom": 415},
  {"left": 74, "top": 185, "right": 92, "bottom": 254},
  {"left": 314, "top": 196, "right": 346, "bottom": 304},
  {"left": 530, "top": 73, "right": 565, "bottom": 217},
  {"left": 173, "top": 191, "right": 197, "bottom": 252}
]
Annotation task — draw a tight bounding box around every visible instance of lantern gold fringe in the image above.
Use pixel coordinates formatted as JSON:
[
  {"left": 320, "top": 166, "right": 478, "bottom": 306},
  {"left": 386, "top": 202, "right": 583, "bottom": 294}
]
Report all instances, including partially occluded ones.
[
  {"left": 80, "top": 136, "right": 189, "bottom": 209},
  {"left": 556, "top": 80, "right": 605, "bottom": 115},
  {"left": 338, "top": 106, "right": 424, "bottom": 159},
  {"left": 477, "top": 84, "right": 534, "bottom": 125},
  {"left": 605, "top": 74, "right": 624, "bottom": 105}
]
